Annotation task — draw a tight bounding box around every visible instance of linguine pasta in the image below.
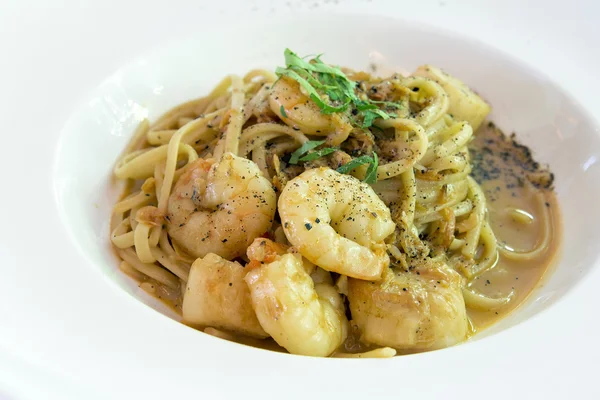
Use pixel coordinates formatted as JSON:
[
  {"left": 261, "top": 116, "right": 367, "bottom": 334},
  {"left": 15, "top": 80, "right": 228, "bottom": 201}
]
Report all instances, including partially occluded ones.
[{"left": 110, "top": 49, "right": 560, "bottom": 357}]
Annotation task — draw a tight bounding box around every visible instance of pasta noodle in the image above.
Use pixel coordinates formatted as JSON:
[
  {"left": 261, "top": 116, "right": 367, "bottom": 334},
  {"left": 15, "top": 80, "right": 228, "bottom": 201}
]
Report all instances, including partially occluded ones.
[{"left": 109, "top": 49, "right": 560, "bottom": 357}]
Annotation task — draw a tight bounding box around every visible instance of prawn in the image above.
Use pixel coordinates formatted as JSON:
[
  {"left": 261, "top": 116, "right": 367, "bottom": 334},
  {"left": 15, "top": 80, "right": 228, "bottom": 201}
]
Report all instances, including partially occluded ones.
[
  {"left": 269, "top": 77, "right": 352, "bottom": 145},
  {"left": 244, "top": 238, "right": 348, "bottom": 357},
  {"left": 183, "top": 253, "right": 267, "bottom": 338},
  {"left": 167, "top": 152, "right": 276, "bottom": 260},
  {"left": 347, "top": 258, "right": 469, "bottom": 352},
  {"left": 278, "top": 168, "right": 395, "bottom": 280}
]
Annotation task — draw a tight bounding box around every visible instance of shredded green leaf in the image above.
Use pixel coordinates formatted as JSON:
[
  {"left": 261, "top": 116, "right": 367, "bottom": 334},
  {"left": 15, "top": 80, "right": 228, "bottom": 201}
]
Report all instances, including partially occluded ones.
[
  {"left": 363, "top": 152, "right": 379, "bottom": 184},
  {"left": 362, "top": 111, "right": 378, "bottom": 129},
  {"left": 362, "top": 109, "right": 396, "bottom": 129},
  {"left": 336, "top": 155, "right": 374, "bottom": 174},
  {"left": 280, "top": 105, "right": 288, "bottom": 118},
  {"left": 284, "top": 49, "right": 346, "bottom": 77},
  {"left": 335, "top": 152, "right": 379, "bottom": 183},
  {"left": 276, "top": 48, "right": 400, "bottom": 127},
  {"left": 289, "top": 139, "right": 326, "bottom": 164},
  {"left": 371, "top": 100, "right": 403, "bottom": 109},
  {"left": 278, "top": 49, "right": 388, "bottom": 182},
  {"left": 275, "top": 67, "right": 349, "bottom": 115},
  {"left": 299, "top": 147, "right": 338, "bottom": 162}
]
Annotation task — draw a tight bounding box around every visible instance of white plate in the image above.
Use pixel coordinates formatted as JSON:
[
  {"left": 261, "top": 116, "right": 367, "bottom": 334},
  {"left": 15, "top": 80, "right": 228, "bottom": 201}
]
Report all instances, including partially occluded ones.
[{"left": 2, "top": 2, "right": 600, "bottom": 399}]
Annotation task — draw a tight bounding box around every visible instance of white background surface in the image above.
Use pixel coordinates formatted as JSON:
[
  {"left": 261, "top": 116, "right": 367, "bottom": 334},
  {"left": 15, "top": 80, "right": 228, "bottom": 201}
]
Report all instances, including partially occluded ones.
[{"left": 1, "top": 0, "right": 599, "bottom": 399}]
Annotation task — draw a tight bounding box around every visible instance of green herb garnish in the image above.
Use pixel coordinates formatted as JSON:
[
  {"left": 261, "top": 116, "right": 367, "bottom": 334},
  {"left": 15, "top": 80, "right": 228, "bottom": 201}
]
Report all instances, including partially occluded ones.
[
  {"left": 280, "top": 105, "right": 288, "bottom": 118},
  {"left": 336, "top": 155, "right": 374, "bottom": 174},
  {"left": 363, "top": 152, "right": 379, "bottom": 184},
  {"left": 298, "top": 147, "right": 338, "bottom": 162},
  {"left": 335, "top": 152, "right": 379, "bottom": 184},
  {"left": 289, "top": 139, "right": 326, "bottom": 164},
  {"left": 278, "top": 49, "right": 386, "bottom": 182},
  {"left": 276, "top": 48, "right": 398, "bottom": 128},
  {"left": 275, "top": 67, "right": 350, "bottom": 114}
]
